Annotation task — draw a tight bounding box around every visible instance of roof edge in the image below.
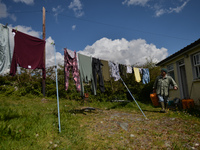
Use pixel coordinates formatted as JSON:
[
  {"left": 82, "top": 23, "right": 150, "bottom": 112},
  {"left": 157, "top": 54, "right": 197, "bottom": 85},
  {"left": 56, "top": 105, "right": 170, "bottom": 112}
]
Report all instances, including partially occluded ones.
[{"left": 156, "top": 38, "right": 200, "bottom": 66}]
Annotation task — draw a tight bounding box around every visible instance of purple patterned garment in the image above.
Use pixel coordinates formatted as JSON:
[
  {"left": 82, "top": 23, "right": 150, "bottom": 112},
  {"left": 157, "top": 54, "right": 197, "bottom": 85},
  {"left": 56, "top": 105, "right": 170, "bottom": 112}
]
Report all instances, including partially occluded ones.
[{"left": 64, "top": 48, "right": 81, "bottom": 92}]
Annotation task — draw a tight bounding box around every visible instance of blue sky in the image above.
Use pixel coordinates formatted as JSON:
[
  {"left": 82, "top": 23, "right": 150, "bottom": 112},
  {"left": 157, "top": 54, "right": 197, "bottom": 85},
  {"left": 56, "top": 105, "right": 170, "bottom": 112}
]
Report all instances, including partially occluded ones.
[{"left": 0, "top": 0, "right": 199, "bottom": 67}]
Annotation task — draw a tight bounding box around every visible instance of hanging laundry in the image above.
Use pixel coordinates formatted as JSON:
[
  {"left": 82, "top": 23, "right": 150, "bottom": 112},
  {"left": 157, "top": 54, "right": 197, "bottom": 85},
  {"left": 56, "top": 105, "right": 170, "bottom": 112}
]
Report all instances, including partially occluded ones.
[
  {"left": 119, "top": 64, "right": 127, "bottom": 77},
  {"left": 126, "top": 65, "right": 132, "bottom": 73},
  {"left": 101, "top": 59, "right": 110, "bottom": 81},
  {"left": 67, "top": 49, "right": 81, "bottom": 69},
  {"left": 0, "top": 24, "right": 11, "bottom": 74},
  {"left": 64, "top": 48, "right": 81, "bottom": 92},
  {"left": 92, "top": 57, "right": 105, "bottom": 93},
  {"left": 78, "top": 53, "right": 96, "bottom": 96},
  {"left": 142, "top": 68, "right": 150, "bottom": 84},
  {"left": 67, "top": 49, "right": 75, "bottom": 58},
  {"left": 10, "top": 29, "right": 46, "bottom": 78},
  {"left": 133, "top": 67, "right": 141, "bottom": 82},
  {"left": 139, "top": 68, "right": 143, "bottom": 74},
  {"left": 109, "top": 61, "right": 120, "bottom": 81}
]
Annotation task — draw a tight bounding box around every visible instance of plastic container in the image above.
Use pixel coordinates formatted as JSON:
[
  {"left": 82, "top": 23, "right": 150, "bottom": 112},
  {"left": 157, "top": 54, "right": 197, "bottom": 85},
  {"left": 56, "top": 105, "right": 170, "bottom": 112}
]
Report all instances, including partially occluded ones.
[
  {"left": 182, "top": 99, "right": 194, "bottom": 109},
  {"left": 150, "top": 93, "right": 160, "bottom": 106},
  {"left": 182, "top": 99, "right": 187, "bottom": 109}
]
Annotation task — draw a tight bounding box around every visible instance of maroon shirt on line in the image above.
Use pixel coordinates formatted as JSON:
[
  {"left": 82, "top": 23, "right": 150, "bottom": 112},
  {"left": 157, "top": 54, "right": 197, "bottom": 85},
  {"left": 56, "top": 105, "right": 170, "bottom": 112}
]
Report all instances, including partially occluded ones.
[{"left": 10, "top": 29, "right": 46, "bottom": 79}]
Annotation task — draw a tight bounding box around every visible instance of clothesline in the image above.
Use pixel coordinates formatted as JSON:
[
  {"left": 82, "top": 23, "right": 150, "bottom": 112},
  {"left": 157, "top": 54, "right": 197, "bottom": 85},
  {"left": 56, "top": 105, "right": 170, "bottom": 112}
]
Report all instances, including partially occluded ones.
[
  {"left": 75, "top": 50, "right": 150, "bottom": 83},
  {"left": 0, "top": 25, "right": 150, "bottom": 87},
  {"left": 75, "top": 51, "right": 150, "bottom": 83},
  {"left": 64, "top": 48, "right": 150, "bottom": 97}
]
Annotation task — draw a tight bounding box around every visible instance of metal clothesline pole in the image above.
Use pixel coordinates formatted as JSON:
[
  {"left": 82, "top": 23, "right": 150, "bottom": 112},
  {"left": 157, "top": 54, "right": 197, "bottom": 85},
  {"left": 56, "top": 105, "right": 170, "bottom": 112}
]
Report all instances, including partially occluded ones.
[
  {"left": 120, "top": 77, "right": 147, "bottom": 119},
  {"left": 52, "top": 43, "right": 61, "bottom": 133}
]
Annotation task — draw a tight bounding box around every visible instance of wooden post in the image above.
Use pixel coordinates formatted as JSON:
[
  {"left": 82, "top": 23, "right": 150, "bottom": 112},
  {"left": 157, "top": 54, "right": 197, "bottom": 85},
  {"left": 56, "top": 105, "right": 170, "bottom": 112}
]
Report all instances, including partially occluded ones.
[{"left": 42, "top": 7, "right": 46, "bottom": 97}]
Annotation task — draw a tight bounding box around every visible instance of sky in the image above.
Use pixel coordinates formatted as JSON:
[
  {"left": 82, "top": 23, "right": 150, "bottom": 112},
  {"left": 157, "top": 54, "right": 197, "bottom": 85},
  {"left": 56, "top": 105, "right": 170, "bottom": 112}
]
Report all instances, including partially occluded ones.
[{"left": 1, "top": 0, "right": 200, "bottom": 67}]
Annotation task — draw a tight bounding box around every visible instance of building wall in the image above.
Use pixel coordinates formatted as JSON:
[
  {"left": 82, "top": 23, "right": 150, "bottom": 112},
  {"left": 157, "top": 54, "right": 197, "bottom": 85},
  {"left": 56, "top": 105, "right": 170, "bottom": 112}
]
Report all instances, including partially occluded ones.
[
  {"left": 186, "top": 48, "right": 200, "bottom": 106},
  {"left": 161, "top": 47, "right": 200, "bottom": 106}
]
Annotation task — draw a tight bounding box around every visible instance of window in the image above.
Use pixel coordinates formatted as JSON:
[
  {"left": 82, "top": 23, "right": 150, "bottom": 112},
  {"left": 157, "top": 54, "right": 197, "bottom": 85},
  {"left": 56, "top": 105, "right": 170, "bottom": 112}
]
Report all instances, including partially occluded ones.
[
  {"left": 167, "top": 64, "right": 175, "bottom": 80},
  {"left": 192, "top": 52, "right": 200, "bottom": 79}
]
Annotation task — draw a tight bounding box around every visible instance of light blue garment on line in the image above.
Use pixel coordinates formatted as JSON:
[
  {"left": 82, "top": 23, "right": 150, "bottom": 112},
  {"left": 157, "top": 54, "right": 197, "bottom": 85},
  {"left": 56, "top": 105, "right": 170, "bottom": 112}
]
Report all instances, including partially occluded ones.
[
  {"left": 142, "top": 68, "right": 150, "bottom": 84},
  {"left": 0, "top": 24, "right": 11, "bottom": 74}
]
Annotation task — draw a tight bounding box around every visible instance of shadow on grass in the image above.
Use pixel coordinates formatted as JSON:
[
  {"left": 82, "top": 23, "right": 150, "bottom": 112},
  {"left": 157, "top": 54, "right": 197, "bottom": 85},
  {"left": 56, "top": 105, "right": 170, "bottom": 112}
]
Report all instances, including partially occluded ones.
[
  {"left": 0, "top": 107, "right": 21, "bottom": 121},
  {"left": 68, "top": 107, "right": 99, "bottom": 115},
  {"left": 108, "top": 102, "right": 130, "bottom": 109},
  {"left": 142, "top": 107, "right": 200, "bottom": 118},
  {"left": 185, "top": 108, "right": 200, "bottom": 118},
  {"left": 68, "top": 109, "right": 87, "bottom": 115},
  {"left": 142, "top": 109, "right": 160, "bottom": 113},
  {"left": 0, "top": 114, "right": 21, "bottom": 121}
]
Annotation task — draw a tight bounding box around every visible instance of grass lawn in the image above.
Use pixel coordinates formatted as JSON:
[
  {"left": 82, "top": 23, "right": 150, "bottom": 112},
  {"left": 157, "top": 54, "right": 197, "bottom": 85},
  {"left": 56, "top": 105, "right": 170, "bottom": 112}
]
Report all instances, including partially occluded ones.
[{"left": 0, "top": 94, "right": 200, "bottom": 150}]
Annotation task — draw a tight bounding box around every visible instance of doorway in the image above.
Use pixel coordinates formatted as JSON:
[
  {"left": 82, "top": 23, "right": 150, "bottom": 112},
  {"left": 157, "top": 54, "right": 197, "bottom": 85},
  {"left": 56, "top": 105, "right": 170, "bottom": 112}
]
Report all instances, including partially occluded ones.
[{"left": 177, "top": 59, "right": 189, "bottom": 99}]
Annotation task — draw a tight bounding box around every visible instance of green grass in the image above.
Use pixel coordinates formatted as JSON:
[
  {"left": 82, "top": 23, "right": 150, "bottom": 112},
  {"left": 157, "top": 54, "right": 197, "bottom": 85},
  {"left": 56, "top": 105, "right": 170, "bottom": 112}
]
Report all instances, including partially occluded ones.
[{"left": 0, "top": 94, "right": 200, "bottom": 149}]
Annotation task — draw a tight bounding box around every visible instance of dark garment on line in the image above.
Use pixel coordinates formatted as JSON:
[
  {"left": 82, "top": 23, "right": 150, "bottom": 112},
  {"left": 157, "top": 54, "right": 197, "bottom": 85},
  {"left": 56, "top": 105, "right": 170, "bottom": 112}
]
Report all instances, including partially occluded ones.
[
  {"left": 10, "top": 29, "right": 46, "bottom": 78},
  {"left": 119, "top": 64, "right": 127, "bottom": 77},
  {"left": 101, "top": 59, "right": 110, "bottom": 81},
  {"left": 92, "top": 57, "right": 105, "bottom": 93}
]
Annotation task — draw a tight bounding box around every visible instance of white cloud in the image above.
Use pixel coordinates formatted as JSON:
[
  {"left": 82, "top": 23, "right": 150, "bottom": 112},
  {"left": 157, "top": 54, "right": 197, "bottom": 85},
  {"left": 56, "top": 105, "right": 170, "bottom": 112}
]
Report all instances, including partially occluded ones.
[
  {"left": 168, "top": 0, "right": 189, "bottom": 13},
  {"left": 155, "top": 9, "right": 164, "bottom": 17},
  {"left": 68, "top": 0, "right": 84, "bottom": 17},
  {"left": 9, "top": 14, "right": 17, "bottom": 22},
  {"left": 0, "top": 1, "right": 8, "bottom": 18},
  {"left": 72, "top": 25, "right": 76, "bottom": 30},
  {"left": 13, "top": 0, "right": 34, "bottom": 5},
  {"left": 123, "top": 0, "right": 190, "bottom": 17},
  {"left": 79, "top": 37, "right": 168, "bottom": 66},
  {"left": 52, "top": 5, "right": 64, "bottom": 22},
  {"left": 155, "top": 0, "right": 189, "bottom": 17},
  {"left": 0, "top": 0, "right": 16, "bottom": 21},
  {"left": 122, "top": 0, "right": 149, "bottom": 6},
  {"left": 7, "top": 25, "right": 63, "bottom": 70}
]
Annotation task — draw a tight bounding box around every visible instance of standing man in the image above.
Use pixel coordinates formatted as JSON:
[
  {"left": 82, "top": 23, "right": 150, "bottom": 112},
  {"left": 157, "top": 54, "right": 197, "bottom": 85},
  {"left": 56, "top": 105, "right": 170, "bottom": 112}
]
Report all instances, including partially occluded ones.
[{"left": 153, "top": 68, "right": 178, "bottom": 113}]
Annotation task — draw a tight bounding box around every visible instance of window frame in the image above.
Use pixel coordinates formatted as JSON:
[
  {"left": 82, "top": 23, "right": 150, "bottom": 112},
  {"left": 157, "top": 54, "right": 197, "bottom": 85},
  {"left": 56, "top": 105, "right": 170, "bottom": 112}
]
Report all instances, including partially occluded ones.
[
  {"left": 192, "top": 52, "right": 200, "bottom": 80},
  {"left": 167, "top": 63, "right": 175, "bottom": 80}
]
